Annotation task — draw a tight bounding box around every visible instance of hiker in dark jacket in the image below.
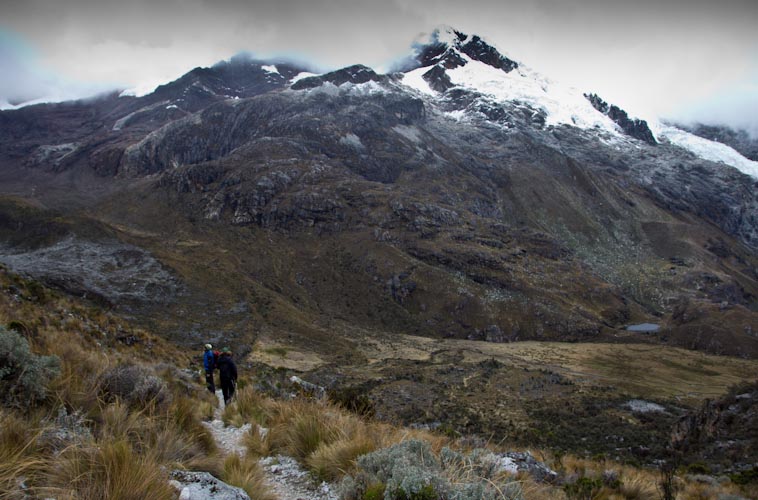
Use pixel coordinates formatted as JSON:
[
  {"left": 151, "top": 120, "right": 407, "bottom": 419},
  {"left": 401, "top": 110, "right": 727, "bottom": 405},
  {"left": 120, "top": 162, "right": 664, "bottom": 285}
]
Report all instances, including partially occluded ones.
[
  {"left": 217, "top": 347, "right": 238, "bottom": 405},
  {"left": 203, "top": 343, "right": 216, "bottom": 394}
]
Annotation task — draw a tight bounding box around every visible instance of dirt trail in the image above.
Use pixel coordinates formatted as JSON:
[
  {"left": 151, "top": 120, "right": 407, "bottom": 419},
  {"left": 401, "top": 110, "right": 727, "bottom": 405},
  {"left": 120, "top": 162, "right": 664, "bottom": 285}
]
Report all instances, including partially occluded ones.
[{"left": 203, "top": 390, "right": 337, "bottom": 500}]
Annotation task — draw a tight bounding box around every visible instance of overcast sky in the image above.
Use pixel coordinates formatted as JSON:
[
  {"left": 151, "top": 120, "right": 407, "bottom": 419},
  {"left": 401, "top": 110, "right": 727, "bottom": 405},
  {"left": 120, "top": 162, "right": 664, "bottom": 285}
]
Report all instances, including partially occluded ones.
[{"left": 1, "top": 0, "right": 756, "bottom": 132}]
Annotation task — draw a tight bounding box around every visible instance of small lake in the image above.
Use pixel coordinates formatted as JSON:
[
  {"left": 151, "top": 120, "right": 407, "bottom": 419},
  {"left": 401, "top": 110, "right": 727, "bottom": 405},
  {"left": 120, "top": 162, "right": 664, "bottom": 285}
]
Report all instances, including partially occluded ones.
[{"left": 625, "top": 323, "right": 660, "bottom": 332}]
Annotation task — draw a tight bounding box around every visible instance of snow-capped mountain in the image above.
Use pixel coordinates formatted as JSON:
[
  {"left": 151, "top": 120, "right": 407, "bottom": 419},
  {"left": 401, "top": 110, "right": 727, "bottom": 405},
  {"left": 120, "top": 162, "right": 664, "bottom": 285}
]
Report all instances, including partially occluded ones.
[
  {"left": 0, "top": 26, "right": 757, "bottom": 360},
  {"left": 402, "top": 27, "right": 624, "bottom": 134},
  {"left": 398, "top": 26, "right": 757, "bottom": 177}
]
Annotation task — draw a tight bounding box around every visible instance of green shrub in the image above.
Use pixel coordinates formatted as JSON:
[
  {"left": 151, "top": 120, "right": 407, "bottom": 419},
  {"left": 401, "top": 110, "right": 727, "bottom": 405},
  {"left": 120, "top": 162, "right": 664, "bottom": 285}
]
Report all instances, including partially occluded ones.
[
  {"left": 340, "top": 440, "right": 524, "bottom": 500},
  {"left": 564, "top": 476, "right": 603, "bottom": 500},
  {"left": 25, "top": 280, "right": 48, "bottom": 303},
  {"left": 0, "top": 326, "right": 60, "bottom": 407},
  {"left": 328, "top": 386, "right": 376, "bottom": 418},
  {"left": 394, "top": 484, "right": 438, "bottom": 500},
  {"left": 686, "top": 462, "right": 710, "bottom": 475},
  {"left": 6, "top": 320, "right": 31, "bottom": 337},
  {"left": 730, "top": 467, "right": 758, "bottom": 485},
  {"left": 363, "top": 482, "right": 386, "bottom": 500}
]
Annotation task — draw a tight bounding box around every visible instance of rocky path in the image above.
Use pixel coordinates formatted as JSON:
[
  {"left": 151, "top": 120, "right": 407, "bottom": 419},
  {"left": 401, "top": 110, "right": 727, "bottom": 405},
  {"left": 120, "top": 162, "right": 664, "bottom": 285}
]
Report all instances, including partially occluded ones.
[{"left": 203, "top": 390, "right": 338, "bottom": 500}]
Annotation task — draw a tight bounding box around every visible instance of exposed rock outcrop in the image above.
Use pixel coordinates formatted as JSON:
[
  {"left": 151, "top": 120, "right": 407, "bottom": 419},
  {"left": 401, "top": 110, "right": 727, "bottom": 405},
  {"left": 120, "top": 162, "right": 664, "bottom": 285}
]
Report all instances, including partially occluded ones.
[
  {"left": 0, "top": 237, "right": 182, "bottom": 307},
  {"left": 169, "top": 471, "right": 250, "bottom": 500},
  {"left": 585, "top": 93, "right": 656, "bottom": 144},
  {"left": 672, "top": 381, "right": 758, "bottom": 472},
  {"left": 291, "top": 65, "right": 387, "bottom": 90}
]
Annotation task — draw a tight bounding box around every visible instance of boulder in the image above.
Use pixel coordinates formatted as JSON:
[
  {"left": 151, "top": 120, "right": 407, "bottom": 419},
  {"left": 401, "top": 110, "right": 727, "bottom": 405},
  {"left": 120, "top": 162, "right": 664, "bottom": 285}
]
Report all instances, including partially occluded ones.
[
  {"left": 170, "top": 471, "right": 250, "bottom": 500},
  {"left": 496, "top": 451, "right": 558, "bottom": 483}
]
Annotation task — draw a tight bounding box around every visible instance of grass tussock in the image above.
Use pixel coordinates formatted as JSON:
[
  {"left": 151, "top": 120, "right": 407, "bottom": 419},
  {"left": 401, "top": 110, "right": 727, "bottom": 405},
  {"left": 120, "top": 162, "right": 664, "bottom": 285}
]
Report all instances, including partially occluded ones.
[
  {"left": 222, "top": 453, "right": 277, "bottom": 500},
  {"left": 96, "top": 400, "right": 144, "bottom": 442},
  {"left": 41, "top": 440, "right": 175, "bottom": 500},
  {"left": 167, "top": 396, "right": 217, "bottom": 454},
  {"left": 273, "top": 405, "right": 343, "bottom": 461},
  {"left": 258, "top": 396, "right": 448, "bottom": 482},
  {"left": 679, "top": 478, "right": 749, "bottom": 500},
  {"left": 0, "top": 411, "right": 45, "bottom": 496},
  {"left": 0, "top": 270, "right": 209, "bottom": 497},
  {"left": 0, "top": 313, "right": 219, "bottom": 497},
  {"left": 222, "top": 385, "right": 270, "bottom": 427},
  {"left": 379, "top": 426, "right": 451, "bottom": 455},
  {"left": 243, "top": 424, "right": 271, "bottom": 458},
  {"left": 306, "top": 433, "right": 377, "bottom": 481},
  {"left": 15, "top": 395, "right": 222, "bottom": 498},
  {"left": 193, "top": 390, "right": 217, "bottom": 421},
  {"left": 267, "top": 399, "right": 363, "bottom": 462},
  {"left": 556, "top": 456, "right": 664, "bottom": 500},
  {"left": 48, "top": 343, "right": 111, "bottom": 414},
  {"left": 616, "top": 470, "right": 659, "bottom": 500},
  {"left": 520, "top": 481, "right": 567, "bottom": 500}
]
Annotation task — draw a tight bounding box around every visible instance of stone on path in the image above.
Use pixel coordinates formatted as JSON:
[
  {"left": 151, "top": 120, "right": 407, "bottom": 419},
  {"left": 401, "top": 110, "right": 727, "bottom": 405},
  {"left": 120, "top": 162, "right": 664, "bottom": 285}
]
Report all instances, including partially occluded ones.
[{"left": 170, "top": 471, "right": 251, "bottom": 500}]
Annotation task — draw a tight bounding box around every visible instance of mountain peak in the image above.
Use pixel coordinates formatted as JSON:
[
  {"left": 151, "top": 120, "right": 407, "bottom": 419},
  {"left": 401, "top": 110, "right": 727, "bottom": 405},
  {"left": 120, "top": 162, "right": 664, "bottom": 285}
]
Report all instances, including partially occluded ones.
[
  {"left": 411, "top": 26, "right": 518, "bottom": 74},
  {"left": 290, "top": 64, "right": 386, "bottom": 90}
]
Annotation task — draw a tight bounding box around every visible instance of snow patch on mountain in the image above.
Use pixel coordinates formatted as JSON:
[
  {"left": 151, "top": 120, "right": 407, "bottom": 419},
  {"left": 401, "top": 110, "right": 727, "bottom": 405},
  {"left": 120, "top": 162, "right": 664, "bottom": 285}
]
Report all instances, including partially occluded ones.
[
  {"left": 120, "top": 80, "right": 162, "bottom": 98},
  {"left": 402, "top": 67, "right": 436, "bottom": 96},
  {"left": 393, "top": 125, "right": 422, "bottom": 143},
  {"left": 444, "top": 109, "right": 468, "bottom": 122},
  {"left": 339, "top": 133, "right": 364, "bottom": 149},
  {"left": 262, "top": 65, "right": 279, "bottom": 74},
  {"left": 343, "top": 80, "right": 386, "bottom": 95},
  {"left": 401, "top": 52, "right": 622, "bottom": 137},
  {"left": 450, "top": 57, "right": 620, "bottom": 132},
  {"left": 656, "top": 124, "right": 758, "bottom": 178},
  {"left": 290, "top": 72, "right": 318, "bottom": 85},
  {"left": 299, "top": 80, "right": 387, "bottom": 97}
]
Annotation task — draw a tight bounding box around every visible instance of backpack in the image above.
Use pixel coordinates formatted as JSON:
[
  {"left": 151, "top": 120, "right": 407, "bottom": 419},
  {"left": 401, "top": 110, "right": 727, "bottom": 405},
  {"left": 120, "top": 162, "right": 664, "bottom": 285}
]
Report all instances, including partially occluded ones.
[{"left": 213, "top": 350, "right": 220, "bottom": 367}]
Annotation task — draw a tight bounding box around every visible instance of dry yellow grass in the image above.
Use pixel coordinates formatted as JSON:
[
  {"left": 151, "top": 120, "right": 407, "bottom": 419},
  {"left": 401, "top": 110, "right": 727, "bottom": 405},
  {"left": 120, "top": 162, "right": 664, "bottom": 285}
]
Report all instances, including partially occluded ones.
[
  {"left": 0, "top": 411, "right": 46, "bottom": 498},
  {"left": 269, "top": 402, "right": 343, "bottom": 461},
  {"left": 40, "top": 440, "right": 175, "bottom": 500},
  {"left": 222, "top": 453, "right": 277, "bottom": 500},
  {"left": 357, "top": 334, "right": 758, "bottom": 406},
  {"left": 96, "top": 400, "right": 145, "bottom": 442},
  {"left": 379, "top": 425, "right": 452, "bottom": 454},
  {"left": 222, "top": 385, "right": 271, "bottom": 427},
  {"left": 250, "top": 340, "right": 328, "bottom": 371},
  {"left": 48, "top": 342, "right": 111, "bottom": 415},
  {"left": 243, "top": 424, "right": 271, "bottom": 458},
  {"left": 167, "top": 395, "right": 217, "bottom": 454},
  {"left": 236, "top": 390, "right": 457, "bottom": 485},
  {"left": 615, "top": 470, "right": 659, "bottom": 500},
  {"left": 554, "top": 456, "right": 698, "bottom": 500},
  {"left": 307, "top": 433, "right": 377, "bottom": 481}
]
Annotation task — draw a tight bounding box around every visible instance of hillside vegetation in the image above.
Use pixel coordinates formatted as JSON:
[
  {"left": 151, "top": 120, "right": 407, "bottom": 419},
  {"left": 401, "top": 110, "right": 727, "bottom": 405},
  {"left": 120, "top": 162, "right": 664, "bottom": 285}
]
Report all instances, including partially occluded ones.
[{"left": 1, "top": 266, "right": 757, "bottom": 499}]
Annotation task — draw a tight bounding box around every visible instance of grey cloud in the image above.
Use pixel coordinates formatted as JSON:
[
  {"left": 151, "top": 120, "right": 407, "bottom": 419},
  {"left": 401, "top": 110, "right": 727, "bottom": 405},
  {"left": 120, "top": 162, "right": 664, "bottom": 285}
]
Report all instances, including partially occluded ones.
[
  {"left": 1, "top": 0, "right": 756, "bottom": 132},
  {"left": 0, "top": 40, "right": 112, "bottom": 106}
]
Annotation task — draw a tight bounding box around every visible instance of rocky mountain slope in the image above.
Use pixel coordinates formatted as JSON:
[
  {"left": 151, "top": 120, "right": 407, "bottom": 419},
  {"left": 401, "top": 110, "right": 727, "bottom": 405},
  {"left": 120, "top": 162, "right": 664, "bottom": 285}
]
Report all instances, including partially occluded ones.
[{"left": 0, "top": 26, "right": 756, "bottom": 362}]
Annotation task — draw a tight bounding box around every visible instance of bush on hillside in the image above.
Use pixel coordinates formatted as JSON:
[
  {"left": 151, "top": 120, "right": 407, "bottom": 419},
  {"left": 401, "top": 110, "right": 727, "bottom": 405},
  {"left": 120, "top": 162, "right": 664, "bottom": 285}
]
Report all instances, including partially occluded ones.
[
  {"left": 99, "top": 364, "right": 171, "bottom": 410},
  {"left": 0, "top": 326, "right": 60, "bottom": 408},
  {"left": 339, "top": 440, "right": 524, "bottom": 500}
]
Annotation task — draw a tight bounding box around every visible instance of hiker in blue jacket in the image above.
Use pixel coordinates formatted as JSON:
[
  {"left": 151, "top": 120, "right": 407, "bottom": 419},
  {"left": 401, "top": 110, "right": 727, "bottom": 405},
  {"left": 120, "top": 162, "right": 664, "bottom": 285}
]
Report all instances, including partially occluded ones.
[{"left": 203, "top": 343, "right": 217, "bottom": 394}]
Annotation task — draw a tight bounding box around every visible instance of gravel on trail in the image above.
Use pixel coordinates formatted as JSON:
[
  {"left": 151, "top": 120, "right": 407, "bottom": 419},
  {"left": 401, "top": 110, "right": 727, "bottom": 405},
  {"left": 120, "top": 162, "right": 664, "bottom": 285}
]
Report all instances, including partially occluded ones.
[{"left": 202, "top": 390, "right": 338, "bottom": 500}]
